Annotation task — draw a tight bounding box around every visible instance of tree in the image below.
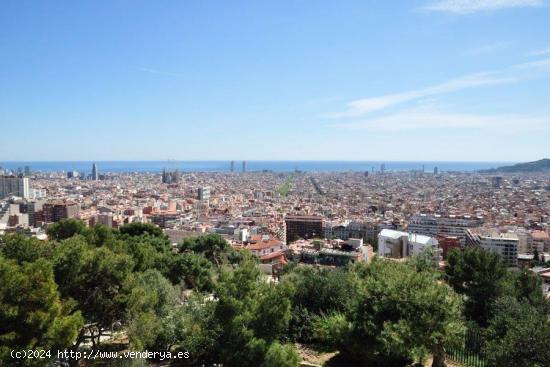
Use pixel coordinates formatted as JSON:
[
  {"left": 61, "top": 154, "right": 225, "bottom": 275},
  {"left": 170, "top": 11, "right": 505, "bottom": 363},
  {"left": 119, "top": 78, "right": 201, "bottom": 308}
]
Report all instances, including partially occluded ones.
[
  {"left": 119, "top": 222, "right": 165, "bottom": 238},
  {"left": 508, "top": 268, "right": 548, "bottom": 311},
  {"left": 445, "top": 247, "right": 507, "bottom": 326},
  {"left": 484, "top": 296, "right": 550, "bottom": 367},
  {"left": 261, "top": 342, "right": 300, "bottom": 367},
  {"left": 314, "top": 259, "right": 464, "bottom": 367},
  {"left": 88, "top": 224, "right": 115, "bottom": 247},
  {"left": 125, "top": 269, "right": 181, "bottom": 354},
  {"left": 52, "top": 237, "right": 134, "bottom": 344},
  {"left": 0, "top": 257, "right": 83, "bottom": 365},
  {"left": 281, "top": 266, "right": 358, "bottom": 342},
  {"left": 161, "top": 252, "right": 213, "bottom": 290},
  {"left": 0, "top": 233, "right": 54, "bottom": 264},
  {"left": 407, "top": 247, "right": 439, "bottom": 275},
  {"left": 47, "top": 219, "right": 88, "bottom": 241},
  {"left": 178, "top": 234, "right": 235, "bottom": 266},
  {"left": 210, "top": 258, "right": 296, "bottom": 367}
]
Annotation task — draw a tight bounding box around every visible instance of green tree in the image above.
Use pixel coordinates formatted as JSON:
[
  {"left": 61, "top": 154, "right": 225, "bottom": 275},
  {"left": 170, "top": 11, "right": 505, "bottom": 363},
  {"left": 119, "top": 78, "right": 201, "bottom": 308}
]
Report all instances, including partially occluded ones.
[
  {"left": 119, "top": 222, "right": 165, "bottom": 238},
  {"left": 210, "top": 258, "right": 296, "bottom": 367},
  {"left": 315, "top": 259, "right": 464, "bottom": 367},
  {"left": 161, "top": 252, "right": 214, "bottom": 290},
  {"left": 281, "top": 265, "right": 358, "bottom": 342},
  {"left": 46, "top": 219, "right": 88, "bottom": 241},
  {"left": 0, "top": 257, "right": 83, "bottom": 365},
  {"left": 0, "top": 233, "right": 54, "bottom": 263},
  {"left": 484, "top": 296, "right": 550, "bottom": 367},
  {"left": 261, "top": 342, "right": 300, "bottom": 367},
  {"left": 52, "top": 237, "right": 134, "bottom": 344},
  {"left": 87, "top": 224, "right": 115, "bottom": 247},
  {"left": 179, "top": 234, "right": 236, "bottom": 266},
  {"left": 445, "top": 247, "right": 507, "bottom": 326}
]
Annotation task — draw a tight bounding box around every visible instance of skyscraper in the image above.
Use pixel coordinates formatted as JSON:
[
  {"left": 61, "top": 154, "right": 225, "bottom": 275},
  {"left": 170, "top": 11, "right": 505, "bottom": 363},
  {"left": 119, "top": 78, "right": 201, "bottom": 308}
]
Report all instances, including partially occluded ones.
[
  {"left": 91, "top": 163, "right": 98, "bottom": 180},
  {"left": 242, "top": 161, "right": 246, "bottom": 173},
  {"left": 230, "top": 161, "right": 235, "bottom": 172},
  {"left": 0, "top": 175, "right": 31, "bottom": 199}
]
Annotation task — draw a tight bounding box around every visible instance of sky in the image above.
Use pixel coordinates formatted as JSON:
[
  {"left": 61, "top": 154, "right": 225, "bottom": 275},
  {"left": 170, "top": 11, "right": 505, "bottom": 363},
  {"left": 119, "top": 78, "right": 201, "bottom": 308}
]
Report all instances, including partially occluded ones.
[{"left": 1, "top": 0, "right": 549, "bottom": 162}]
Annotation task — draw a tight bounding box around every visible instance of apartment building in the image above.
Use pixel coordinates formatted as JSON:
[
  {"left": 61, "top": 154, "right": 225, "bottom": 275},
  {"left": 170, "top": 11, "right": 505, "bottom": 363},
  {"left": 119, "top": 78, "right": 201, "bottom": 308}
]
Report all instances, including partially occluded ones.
[
  {"left": 408, "top": 214, "right": 484, "bottom": 245},
  {"left": 285, "top": 215, "right": 323, "bottom": 243},
  {"left": 466, "top": 229, "right": 519, "bottom": 267}
]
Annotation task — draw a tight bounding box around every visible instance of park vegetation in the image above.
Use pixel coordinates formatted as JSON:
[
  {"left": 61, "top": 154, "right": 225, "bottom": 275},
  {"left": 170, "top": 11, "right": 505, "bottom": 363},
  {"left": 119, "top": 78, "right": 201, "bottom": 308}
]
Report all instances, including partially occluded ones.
[{"left": 1, "top": 219, "right": 549, "bottom": 367}]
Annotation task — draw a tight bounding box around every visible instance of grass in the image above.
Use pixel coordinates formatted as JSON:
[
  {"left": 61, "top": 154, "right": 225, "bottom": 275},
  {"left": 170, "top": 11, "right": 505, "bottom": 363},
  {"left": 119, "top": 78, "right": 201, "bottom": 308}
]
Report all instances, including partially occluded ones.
[{"left": 277, "top": 175, "right": 293, "bottom": 196}]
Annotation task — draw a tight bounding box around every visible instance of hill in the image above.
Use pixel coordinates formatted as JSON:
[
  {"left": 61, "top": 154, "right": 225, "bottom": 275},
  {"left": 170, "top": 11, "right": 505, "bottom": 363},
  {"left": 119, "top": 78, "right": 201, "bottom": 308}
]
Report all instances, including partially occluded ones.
[{"left": 482, "top": 158, "right": 550, "bottom": 173}]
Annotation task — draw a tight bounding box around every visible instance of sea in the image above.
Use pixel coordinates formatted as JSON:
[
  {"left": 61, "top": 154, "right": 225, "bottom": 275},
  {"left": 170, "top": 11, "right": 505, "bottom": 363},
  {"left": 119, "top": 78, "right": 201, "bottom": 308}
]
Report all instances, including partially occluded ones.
[{"left": 0, "top": 161, "right": 510, "bottom": 173}]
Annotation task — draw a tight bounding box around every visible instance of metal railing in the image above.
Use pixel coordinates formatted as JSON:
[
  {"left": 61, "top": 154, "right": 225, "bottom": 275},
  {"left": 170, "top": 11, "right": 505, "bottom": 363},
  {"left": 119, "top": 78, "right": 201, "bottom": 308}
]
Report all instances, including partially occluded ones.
[{"left": 447, "top": 328, "right": 487, "bottom": 367}]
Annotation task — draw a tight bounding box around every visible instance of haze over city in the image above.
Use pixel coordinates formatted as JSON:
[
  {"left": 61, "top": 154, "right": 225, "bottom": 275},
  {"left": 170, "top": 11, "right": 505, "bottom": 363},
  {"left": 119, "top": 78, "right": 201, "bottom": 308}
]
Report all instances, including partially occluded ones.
[{"left": 2, "top": 0, "right": 550, "bottom": 161}]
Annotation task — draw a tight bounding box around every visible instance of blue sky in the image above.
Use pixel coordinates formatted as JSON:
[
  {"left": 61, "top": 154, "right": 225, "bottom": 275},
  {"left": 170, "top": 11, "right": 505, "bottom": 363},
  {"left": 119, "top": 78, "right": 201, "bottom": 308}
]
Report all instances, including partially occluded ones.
[{"left": 1, "top": 0, "right": 549, "bottom": 161}]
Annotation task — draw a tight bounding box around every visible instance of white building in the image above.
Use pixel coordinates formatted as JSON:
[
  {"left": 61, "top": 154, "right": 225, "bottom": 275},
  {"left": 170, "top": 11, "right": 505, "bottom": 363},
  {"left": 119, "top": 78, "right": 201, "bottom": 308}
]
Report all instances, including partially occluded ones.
[
  {"left": 0, "top": 176, "right": 31, "bottom": 199},
  {"left": 378, "top": 229, "right": 439, "bottom": 259},
  {"left": 198, "top": 186, "right": 211, "bottom": 201},
  {"left": 467, "top": 229, "right": 519, "bottom": 267}
]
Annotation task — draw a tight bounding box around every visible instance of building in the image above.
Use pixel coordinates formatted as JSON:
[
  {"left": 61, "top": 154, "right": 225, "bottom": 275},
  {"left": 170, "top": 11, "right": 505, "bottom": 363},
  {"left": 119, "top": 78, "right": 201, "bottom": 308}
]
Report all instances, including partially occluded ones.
[
  {"left": 242, "top": 161, "right": 246, "bottom": 173},
  {"left": 285, "top": 215, "right": 323, "bottom": 243},
  {"left": 377, "top": 229, "right": 439, "bottom": 259},
  {"left": 532, "top": 230, "right": 550, "bottom": 253},
  {"left": 198, "top": 186, "right": 211, "bottom": 201},
  {"left": 437, "top": 236, "right": 461, "bottom": 259},
  {"left": 289, "top": 238, "right": 372, "bottom": 267},
  {"left": 230, "top": 161, "right": 235, "bottom": 172},
  {"left": 67, "top": 171, "right": 79, "bottom": 179},
  {"left": 0, "top": 176, "right": 31, "bottom": 199},
  {"left": 97, "top": 213, "right": 113, "bottom": 228},
  {"left": 162, "top": 169, "right": 180, "bottom": 184},
  {"left": 19, "top": 199, "right": 45, "bottom": 227},
  {"left": 91, "top": 163, "right": 99, "bottom": 181},
  {"left": 466, "top": 229, "right": 519, "bottom": 267},
  {"left": 43, "top": 201, "right": 80, "bottom": 223},
  {"left": 408, "top": 214, "right": 484, "bottom": 245},
  {"left": 491, "top": 176, "right": 503, "bottom": 188}
]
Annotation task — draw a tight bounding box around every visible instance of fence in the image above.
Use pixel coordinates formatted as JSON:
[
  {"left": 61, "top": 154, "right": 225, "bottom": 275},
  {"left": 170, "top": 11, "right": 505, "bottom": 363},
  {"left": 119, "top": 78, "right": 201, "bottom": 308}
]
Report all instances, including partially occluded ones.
[{"left": 446, "top": 328, "right": 487, "bottom": 367}]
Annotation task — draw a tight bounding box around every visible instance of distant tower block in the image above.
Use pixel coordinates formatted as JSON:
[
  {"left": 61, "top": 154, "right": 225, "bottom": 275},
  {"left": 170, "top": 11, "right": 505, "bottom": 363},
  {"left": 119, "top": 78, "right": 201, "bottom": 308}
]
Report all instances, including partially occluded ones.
[
  {"left": 92, "top": 163, "right": 99, "bottom": 181},
  {"left": 380, "top": 163, "right": 385, "bottom": 174},
  {"left": 242, "top": 161, "right": 246, "bottom": 173},
  {"left": 434, "top": 166, "right": 439, "bottom": 175},
  {"left": 230, "top": 161, "right": 235, "bottom": 172}
]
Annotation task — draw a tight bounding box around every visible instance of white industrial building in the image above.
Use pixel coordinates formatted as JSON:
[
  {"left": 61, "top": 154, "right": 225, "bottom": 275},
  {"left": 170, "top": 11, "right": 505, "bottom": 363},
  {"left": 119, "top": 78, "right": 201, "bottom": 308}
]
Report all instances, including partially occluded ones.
[{"left": 378, "top": 229, "right": 439, "bottom": 259}]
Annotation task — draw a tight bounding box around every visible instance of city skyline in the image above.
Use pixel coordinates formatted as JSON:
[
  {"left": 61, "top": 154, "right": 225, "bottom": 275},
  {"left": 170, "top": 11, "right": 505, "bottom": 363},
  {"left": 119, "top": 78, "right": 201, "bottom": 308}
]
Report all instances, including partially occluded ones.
[{"left": 1, "top": 0, "right": 550, "bottom": 161}]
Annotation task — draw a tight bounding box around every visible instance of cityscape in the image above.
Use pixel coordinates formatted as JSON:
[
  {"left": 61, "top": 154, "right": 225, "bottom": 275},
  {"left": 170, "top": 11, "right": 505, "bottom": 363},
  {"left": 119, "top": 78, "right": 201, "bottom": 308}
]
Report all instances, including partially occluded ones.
[{"left": 1, "top": 1, "right": 550, "bottom": 367}]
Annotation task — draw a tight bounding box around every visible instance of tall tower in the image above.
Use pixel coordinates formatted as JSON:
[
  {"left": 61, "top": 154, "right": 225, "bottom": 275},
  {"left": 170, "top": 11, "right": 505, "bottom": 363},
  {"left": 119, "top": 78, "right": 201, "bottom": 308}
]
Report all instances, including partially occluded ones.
[
  {"left": 230, "top": 161, "right": 235, "bottom": 172},
  {"left": 242, "top": 161, "right": 246, "bottom": 173},
  {"left": 92, "top": 163, "right": 98, "bottom": 180}
]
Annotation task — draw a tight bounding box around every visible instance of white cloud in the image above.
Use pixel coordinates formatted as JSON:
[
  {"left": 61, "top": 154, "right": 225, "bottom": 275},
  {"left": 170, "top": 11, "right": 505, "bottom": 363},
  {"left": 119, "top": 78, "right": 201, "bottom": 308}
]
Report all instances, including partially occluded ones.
[
  {"left": 529, "top": 47, "right": 550, "bottom": 57},
  {"left": 465, "top": 42, "right": 511, "bottom": 56},
  {"left": 424, "top": 0, "right": 544, "bottom": 14},
  {"left": 326, "top": 72, "right": 514, "bottom": 118},
  {"left": 326, "top": 58, "right": 550, "bottom": 118},
  {"left": 331, "top": 107, "right": 550, "bottom": 132}
]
